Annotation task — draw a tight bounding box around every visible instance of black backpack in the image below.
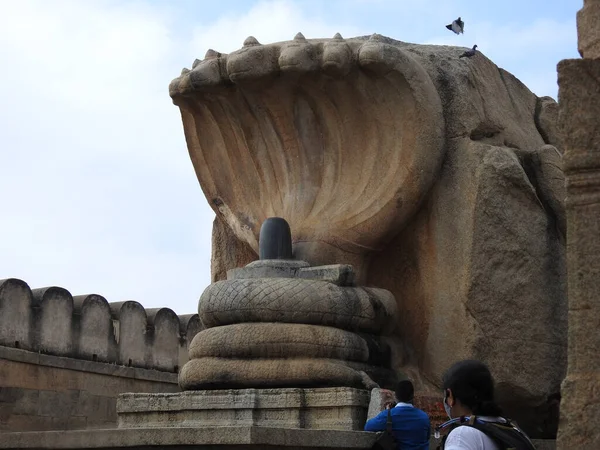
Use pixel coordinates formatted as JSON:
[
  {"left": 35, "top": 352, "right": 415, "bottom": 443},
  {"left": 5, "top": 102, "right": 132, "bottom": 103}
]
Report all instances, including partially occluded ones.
[
  {"left": 436, "top": 416, "right": 537, "bottom": 450},
  {"left": 371, "top": 408, "right": 397, "bottom": 450}
]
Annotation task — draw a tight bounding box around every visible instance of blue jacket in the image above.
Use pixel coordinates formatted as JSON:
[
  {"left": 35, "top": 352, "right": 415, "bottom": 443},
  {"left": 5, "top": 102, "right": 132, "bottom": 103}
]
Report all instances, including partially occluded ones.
[{"left": 364, "top": 403, "right": 431, "bottom": 450}]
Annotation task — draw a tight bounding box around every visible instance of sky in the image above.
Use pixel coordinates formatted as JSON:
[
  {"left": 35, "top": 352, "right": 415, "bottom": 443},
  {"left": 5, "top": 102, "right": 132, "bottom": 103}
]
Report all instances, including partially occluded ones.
[{"left": 0, "top": 0, "right": 581, "bottom": 315}]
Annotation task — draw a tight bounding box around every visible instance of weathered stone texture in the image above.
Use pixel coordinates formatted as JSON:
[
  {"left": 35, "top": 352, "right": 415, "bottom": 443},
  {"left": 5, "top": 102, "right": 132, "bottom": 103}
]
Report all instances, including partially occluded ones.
[
  {"left": 145, "top": 308, "right": 181, "bottom": 372},
  {"left": 536, "top": 96, "right": 562, "bottom": 150},
  {"left": 172, "top": 34, "right": 567, "bottom": 438},
  {"left": 73, "top": 295, "right": 117, "bottom": 363},
  {"left": 0, "top": 427, "right": 557, "bottom": 450},
  {"left": 0, "top": 426, "right": 379, "bottom": 450},
  {"left": 180, "top": 357, "right": 379, "bottom": 390},
  {"left": 183, "top": 261, "right": 398, "bottom": 390},
  {"left": 32, "top": 287, "right": 74, "bottom": 357},
  {"left": 369, "top": 139, "right": 566, "bottom": 436},
  {"left": 0, "top": 279, "right": 201, "bottom": 433},
  {"left": 577, "top": 0, "right": 600, "bottom": 59},
  {"left": 188, "top": 323, "right": 380, "bottom": 363},
  {"left": 211, "top": 215, "right": 256, "bottom": 282},
  {"left": 0, "top": 279, "right": 201, "bottom": 373},
  {"left": 0, "top": 279, "right": 33, "bottom": 351},
  {"left": 198, "top": 278, "right": 397, "bottom": 333},
  {"left": 366, "top": 388, "right": 396, "bottom": 421},
  {"left": 0, "top": 347, "right": 179, "bottom": 432},
  {"left": 117, "top": 388, "right": 369, "bottom": 431},
  {"left": 173, "top": 36, "right": 446, "bottom": 285},
  {"left": 556, "top": 56, "right": 600, "bottom": 450}
]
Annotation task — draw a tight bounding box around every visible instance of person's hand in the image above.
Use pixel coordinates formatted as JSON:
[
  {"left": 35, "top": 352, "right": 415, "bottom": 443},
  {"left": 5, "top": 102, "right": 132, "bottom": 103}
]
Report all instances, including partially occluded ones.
[{"left": 384, "top": 401, "right": 396, "bottom": 410}]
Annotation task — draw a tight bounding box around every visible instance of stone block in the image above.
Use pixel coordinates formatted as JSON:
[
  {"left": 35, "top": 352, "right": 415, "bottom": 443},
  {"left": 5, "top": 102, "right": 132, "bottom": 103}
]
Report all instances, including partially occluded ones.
[
  {"left": 227, "top": 259, "right": 310, "bottom": 280},
  {"left": 558, "top": 58, "right": 600, "bottom": 175},
  {"left": 32, "top": 287, "right": 74, "bottom": 357},
  {"left": 0, "top": 401, "right": 14, "bottom": 423},
  {"left": 298, "top": 265, "right": 356, "bottom": 286},
  {"left": 532, "top": 440, "right": 556, "bottom": 450},
  {"left": 37, "top": 390, "right": 79, "bottom": 419},
  {"left": 558, "top": 373, "right": 600, "bottom": 449},
  {"left": 0, "top": 279, "right": 34, "bottom": 351},
  {"left": 37, "top": 390, "right": 60, "bottom": 417},
  {"left": 11, "top": 389, "right": 39, "bottom": 416},
  {"left": 0, "top": 387, "right": 22, "bottom": 403},
  {"left": 117, "top": 387, "right": 370, "bottom": 431},
  {"left": 110, "top": 301, "right": 148, "bottom": 368},
  {"left": 0, "top": 426, "right": 378, "bottom": 449},
  {"left": 66, "top": 416, "right": 87, "bottom": 430},
  {"left": 72, "top": 294, "right": 116, "bottom": 363},
  {"left": 226, "top": 260, "right": 357, "bottom": 286},
  {"left": 74, "top": 392, "right": 115, "bottom": 423},
  {"left": 3, "top": 414, "right": 54, "bottom": 432},
  {"left": 366, "top": 388, "right": 396, "bottom": 421},
  {"left": 145, "top": 308, "right": 180, "bottom": 372},
  {"left": 578, "top": 0, "right": 600, "bottom": 59}
]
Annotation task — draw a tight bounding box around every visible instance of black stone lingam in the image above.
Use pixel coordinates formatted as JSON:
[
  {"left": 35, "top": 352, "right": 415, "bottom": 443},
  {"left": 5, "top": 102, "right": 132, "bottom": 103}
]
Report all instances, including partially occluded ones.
[{"left": 259, "top": 217, "right": 293, "bottom": 260}]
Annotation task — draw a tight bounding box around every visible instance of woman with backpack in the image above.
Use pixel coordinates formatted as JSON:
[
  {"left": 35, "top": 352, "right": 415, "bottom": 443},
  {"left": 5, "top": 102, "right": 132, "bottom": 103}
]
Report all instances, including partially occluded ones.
[{"left": 436, "top": 360, "right": 536, "bottom": 450}]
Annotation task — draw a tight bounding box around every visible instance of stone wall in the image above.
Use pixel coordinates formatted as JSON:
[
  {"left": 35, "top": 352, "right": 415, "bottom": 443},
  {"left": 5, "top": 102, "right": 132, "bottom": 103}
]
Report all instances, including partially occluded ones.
[
  {"left": 0, "top": 278, "right": 202, "bottom": 432},
  {"left": 0, "top": 346, "right": 180, "bottom": 431}
]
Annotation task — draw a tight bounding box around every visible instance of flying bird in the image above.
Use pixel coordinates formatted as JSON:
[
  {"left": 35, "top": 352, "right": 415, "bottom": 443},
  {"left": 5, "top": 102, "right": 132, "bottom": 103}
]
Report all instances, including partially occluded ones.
[
  {"left": 459, "top": 45, "right": 478, "bottom": 58},
  {"left": 446, "top": 17, "right": 464, "bottom": 34}
]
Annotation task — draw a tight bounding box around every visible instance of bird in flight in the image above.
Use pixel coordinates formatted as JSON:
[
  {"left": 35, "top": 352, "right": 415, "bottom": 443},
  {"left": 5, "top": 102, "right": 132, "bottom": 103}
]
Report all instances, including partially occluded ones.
[
  {"left": 459, "top": 45, "right": 478, "bottom": 58},
  {"left": 446, "top": 17, "right": 465, "bottom": 34}
]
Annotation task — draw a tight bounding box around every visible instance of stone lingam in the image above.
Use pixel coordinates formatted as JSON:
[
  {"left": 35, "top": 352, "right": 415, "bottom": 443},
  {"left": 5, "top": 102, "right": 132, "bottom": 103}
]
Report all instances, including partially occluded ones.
[{"left": 117, "top": 217, "right": 399, "bottom": 431}]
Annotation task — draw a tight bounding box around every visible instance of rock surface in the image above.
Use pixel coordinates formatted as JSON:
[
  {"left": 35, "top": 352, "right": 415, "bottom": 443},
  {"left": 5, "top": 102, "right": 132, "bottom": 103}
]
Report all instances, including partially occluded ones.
[
  {"left": 180, "top": 357, "right": 375, "bottom": 390},
  {"left": 181, "top": 262, "right": 398, "bottom": 391},
  {"left": 366, "top": 388, "right": 397, "bottom": 421},
  {"left": 198, "top": 277, "right": 398, "bottom": 333},
  {"left": 556, "top": 54, "right": 600, "bottom": 449},
  {"left": 171, "top": 35, "right": 567, "bottom": 438},
  {"left": 188, "top": 322, "right": 377, "bottom": 362},
  {"left": 211, "top": 216, "right": 256, "bottom": 283},
  {"left": 117, "top": 387, "right": 370, "bottom": 431}
]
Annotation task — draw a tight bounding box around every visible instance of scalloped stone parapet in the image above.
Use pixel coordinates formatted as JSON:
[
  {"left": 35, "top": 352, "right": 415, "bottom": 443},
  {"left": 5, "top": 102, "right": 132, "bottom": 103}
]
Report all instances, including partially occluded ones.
[{"left": 0, "top": 278, "right": 200, "bottom": 373}]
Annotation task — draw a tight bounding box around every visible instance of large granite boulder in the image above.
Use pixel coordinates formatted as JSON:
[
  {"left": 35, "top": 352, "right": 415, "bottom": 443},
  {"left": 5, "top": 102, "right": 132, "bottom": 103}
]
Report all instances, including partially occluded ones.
[{"left": 169, "top": 34, "right": 566, "bottom": 438}]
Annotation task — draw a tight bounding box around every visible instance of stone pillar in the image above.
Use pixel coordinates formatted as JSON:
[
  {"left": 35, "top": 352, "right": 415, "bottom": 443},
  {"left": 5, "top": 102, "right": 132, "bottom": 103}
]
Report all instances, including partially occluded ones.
[
  {"left": 578, "top": 0, "right": 600, "bottom": 58},
  {"left": 556, "top": 2, "right": 600, "bottom": 448}
]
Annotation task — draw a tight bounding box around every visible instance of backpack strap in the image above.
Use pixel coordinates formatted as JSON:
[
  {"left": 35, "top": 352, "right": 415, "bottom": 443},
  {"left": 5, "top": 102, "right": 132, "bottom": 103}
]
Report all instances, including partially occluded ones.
[
  {"left": 465, "top": 419, "right": 506, "bottom": 450},
  {"left": 386, "top": 407, "right": 393, "bottom": 434},
  {"left": 465, "top": 417, "right": 537, "bottom": 450}
]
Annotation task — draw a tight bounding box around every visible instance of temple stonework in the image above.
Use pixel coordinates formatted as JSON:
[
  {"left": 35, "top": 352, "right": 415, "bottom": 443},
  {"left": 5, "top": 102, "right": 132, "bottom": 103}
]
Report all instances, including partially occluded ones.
[
  {"left": 0, "top": 4, "right": 594, "bottom": 447},
  {"left": 556, "top": 0, "right": 600, "bottom": 448}
]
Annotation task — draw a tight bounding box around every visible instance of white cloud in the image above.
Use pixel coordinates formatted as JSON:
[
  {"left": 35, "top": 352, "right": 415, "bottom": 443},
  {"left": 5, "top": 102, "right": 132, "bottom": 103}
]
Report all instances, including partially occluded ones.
[
  {"left": 187, "top": 0, "right": 362, "bottom": 59},
  {"left": 0, "top": 0, "right": 364, "bottom": 315},
  {"left": 0, "top": 0, "right": 209, "bottom": 313}
]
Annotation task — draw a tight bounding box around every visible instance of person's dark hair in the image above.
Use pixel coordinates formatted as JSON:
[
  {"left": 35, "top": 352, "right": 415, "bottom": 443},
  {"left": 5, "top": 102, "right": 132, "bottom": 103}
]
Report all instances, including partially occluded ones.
[
  {"left": 395, "top": 379, "right": 415, "bottom": 403},
  {"left": 442, "top": 360, "right": 502, "bottom": 416}
]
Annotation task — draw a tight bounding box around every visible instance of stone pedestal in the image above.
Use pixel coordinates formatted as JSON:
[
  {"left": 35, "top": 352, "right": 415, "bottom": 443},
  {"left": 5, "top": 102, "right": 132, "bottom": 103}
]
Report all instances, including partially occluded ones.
[
  {"left": 556, "top": 33, "right": 600, "bottom": 450},
  {"left": 0, "top": 427, "right": 379, "bottom": 450},
  {"left": 117, "top": 387, "right": 370, "bottom": 431}
]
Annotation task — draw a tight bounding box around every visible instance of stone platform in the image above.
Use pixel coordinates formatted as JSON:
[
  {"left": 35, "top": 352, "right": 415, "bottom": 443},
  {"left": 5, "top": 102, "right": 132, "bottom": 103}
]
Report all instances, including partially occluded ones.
[
  {"left": 0, "top": 426, "right": 378, "bottom": 449},
  {"left": 117, "top": 387, "right": 370, "bottom": 431},
  {"left": 0, "top": 427, "right": 558, "bottom": 450}
]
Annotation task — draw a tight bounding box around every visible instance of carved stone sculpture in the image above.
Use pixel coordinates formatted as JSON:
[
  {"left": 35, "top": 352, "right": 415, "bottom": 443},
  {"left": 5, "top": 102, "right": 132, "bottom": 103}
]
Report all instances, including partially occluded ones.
[
  {"left": 556, "top": 1, "right": 600, "bottom": 448},
  {"left": 179, "top": 218, "right": 398, "bottom": 391},
  {"left": 170, "top": 34, "right": 567, "bottom": 438}
]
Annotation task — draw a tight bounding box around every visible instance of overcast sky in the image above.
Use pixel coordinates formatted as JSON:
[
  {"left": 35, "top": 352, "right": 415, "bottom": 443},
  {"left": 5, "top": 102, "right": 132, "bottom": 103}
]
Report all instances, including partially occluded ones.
[{"left": 0, "top": 0, "right": 580, "bottom": 315}]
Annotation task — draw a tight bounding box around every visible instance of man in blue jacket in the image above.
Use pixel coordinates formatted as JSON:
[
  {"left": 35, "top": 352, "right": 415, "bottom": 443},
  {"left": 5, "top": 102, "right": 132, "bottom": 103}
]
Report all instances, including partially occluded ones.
[{"left": 364, "top": 380, "right": 431, "bottom": 450}]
